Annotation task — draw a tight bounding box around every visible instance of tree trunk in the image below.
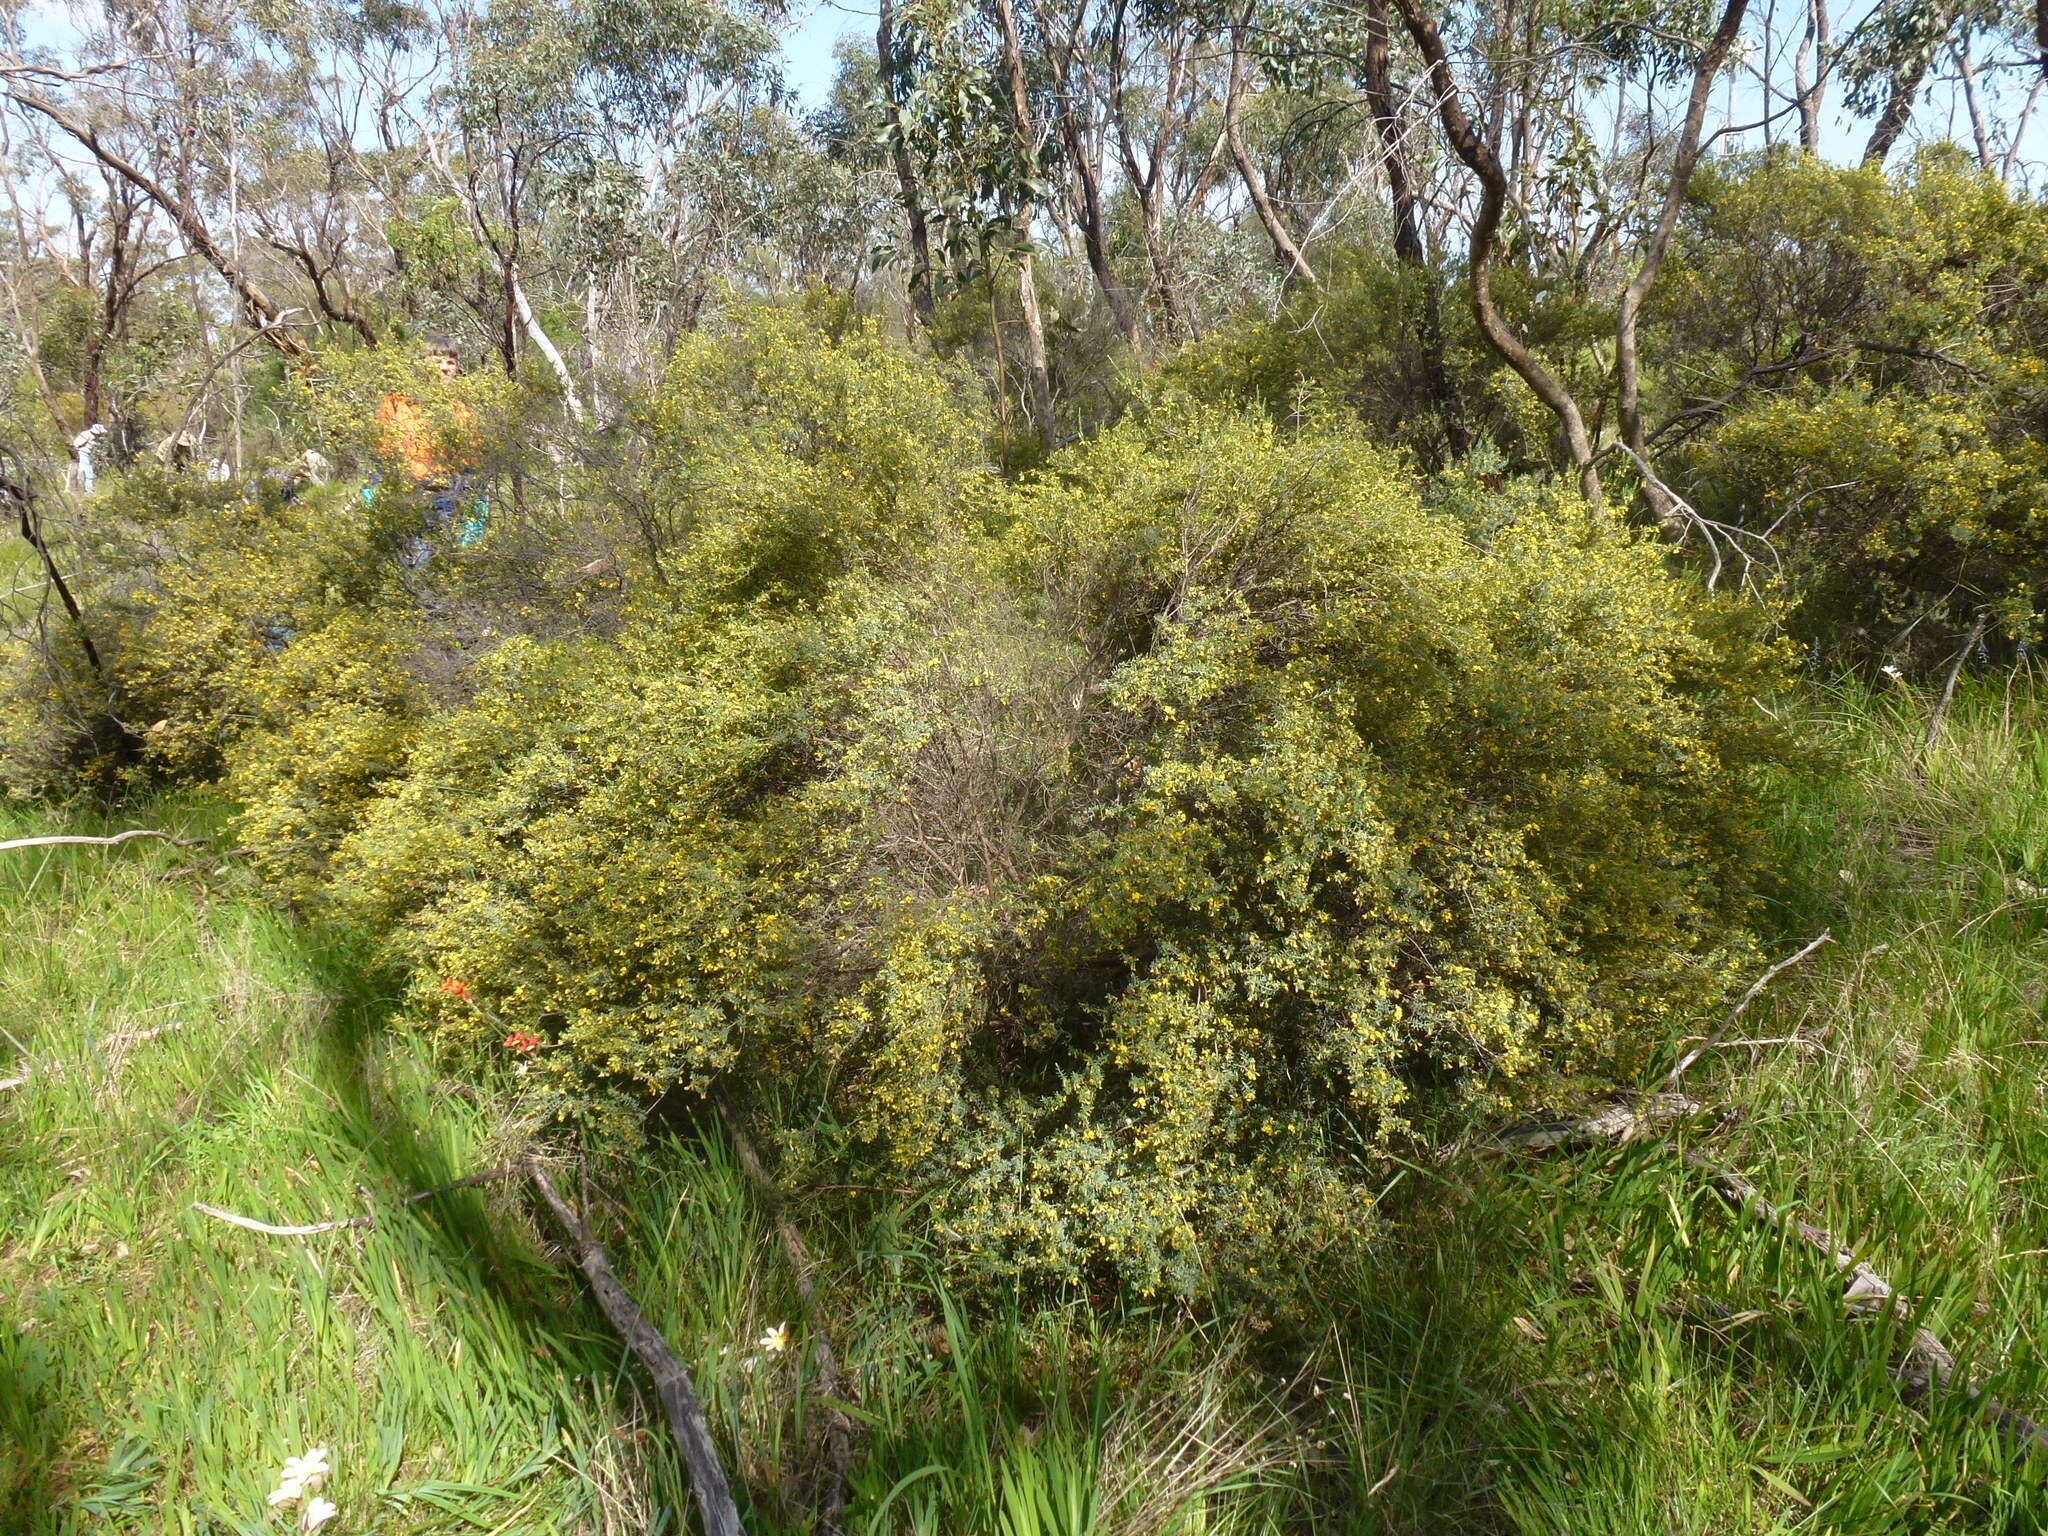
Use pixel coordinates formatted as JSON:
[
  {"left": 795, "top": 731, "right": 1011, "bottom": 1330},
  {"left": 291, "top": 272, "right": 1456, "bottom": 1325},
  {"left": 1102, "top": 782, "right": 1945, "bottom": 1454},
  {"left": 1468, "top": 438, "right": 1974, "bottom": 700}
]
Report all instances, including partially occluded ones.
[
  {"left": 1796, "top": 0, "right": 1829, "bottom": 152},
  {"left": 1389, "top": 0, "right": 1603, "bottom": 510},
  {"left": 1361, "top": 0, "right": 1467, "bottom": 457},
  {"left": 992, "top": 0, "right": 1058, "bottom": 447},
  {"left": 1954, "top": 41, "right": 1995, "bottom": 172},
  {"left": 1224, "top": 17, "right": 1316, "bottom": 289},
  {"left": 1060, "top": 109, "right": 1141, "bottom": 347},
  {"left": 511, "top": 270, "right": 586, "bottom": 422},
  {"left": 1109, "top": 3, "right": 1194, "bottom": 338},
  {"left": 3, "top": 81, "right": 309, "bottom": 361},
  {"left": 878, "top": 0, "right": 937, "bottom": 327},
  {"left": 1862, "top": 52, "right": 1933, "bottom": 165}
]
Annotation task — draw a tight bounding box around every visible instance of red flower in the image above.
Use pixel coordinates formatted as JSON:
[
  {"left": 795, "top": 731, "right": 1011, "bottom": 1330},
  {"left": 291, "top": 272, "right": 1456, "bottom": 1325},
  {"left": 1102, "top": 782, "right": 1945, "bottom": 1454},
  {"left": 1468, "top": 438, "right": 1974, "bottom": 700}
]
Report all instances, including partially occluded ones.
[
  {"left": 502, "top": 1030, "right": 542, "bottom": 1054},
  {"left": 439, "top": 977, "right": 473, "bottom": 1003}
]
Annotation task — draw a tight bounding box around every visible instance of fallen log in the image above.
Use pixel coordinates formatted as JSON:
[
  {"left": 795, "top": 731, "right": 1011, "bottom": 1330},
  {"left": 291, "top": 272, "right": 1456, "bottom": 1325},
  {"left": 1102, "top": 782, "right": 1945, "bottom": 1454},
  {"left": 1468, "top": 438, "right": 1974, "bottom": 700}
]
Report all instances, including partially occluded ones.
[
  {"left": 1688, "top": 1149, "right": 2048, "bottom": 1452},
  {"left": 182, "top": 1156, "right": 753, "bottom": 1519},
  {"left": 192, "top": 1203, "right": 373, "bottom": 1236},
  {"left": 527, "top": 1159, "right": 746, "bottom": 1536},
  {"left": 1504, "top": 1092, "right": 2047, "bottom": 1456}
]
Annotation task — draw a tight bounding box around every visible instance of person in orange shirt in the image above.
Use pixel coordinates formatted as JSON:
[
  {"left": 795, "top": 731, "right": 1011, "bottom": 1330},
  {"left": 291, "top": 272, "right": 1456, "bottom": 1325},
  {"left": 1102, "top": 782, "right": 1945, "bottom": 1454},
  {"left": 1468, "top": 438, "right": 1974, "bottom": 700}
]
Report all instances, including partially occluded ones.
[{"left": 378, "top": 336, "right": 484, "bottom": 557}]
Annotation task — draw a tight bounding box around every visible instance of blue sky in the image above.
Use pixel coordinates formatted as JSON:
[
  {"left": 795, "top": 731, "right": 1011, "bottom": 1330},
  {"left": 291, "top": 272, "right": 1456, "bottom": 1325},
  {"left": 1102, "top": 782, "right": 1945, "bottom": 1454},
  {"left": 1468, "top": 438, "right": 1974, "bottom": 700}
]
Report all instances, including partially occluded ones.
[{"left": 779, "top": 0, "right": 868, "bottom": 108}]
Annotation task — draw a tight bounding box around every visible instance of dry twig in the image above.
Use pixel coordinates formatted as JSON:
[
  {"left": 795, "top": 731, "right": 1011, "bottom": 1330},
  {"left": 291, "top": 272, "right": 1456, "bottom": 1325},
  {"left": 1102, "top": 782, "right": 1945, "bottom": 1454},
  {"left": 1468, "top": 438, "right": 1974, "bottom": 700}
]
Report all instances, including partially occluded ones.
[
  {"left": 1922, "top": 613, "right": 1991, "bottom": 766},
  {"left": 1663, "top": 931, "right": 1832, "bottom": 1089},
  {"left": 191, "top": 1203, "right": 374, "bottom": 1236},
  {"left": 0, "top": 828, "right": 197, "bottom": 854}
]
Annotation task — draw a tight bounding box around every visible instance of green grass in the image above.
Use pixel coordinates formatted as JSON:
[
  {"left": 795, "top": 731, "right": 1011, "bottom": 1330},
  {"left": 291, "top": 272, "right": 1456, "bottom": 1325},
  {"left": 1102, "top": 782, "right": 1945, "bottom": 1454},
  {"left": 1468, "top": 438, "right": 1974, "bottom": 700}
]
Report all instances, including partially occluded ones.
[
  {"left": 10, "top": 678, "right": 2048, "bottom": 1533},
  {"left": 0, "top": 799, "right": 699, "bottom": 1531},
  {"left": 1306, "top": 678, "right": 2048, "bottom": 1532}
]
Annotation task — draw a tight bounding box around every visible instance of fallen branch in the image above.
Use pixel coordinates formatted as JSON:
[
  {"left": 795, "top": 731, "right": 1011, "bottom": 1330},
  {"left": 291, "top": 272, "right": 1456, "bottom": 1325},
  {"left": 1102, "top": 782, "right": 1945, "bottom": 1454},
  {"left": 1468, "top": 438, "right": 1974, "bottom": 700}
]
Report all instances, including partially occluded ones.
[
  {"left": 191, "top": 1203, "right": 374, "bottom": 1236},
  {"left": 402, "top": 1162, "right": 523, "bottom": 1204},
  {"left": 0, "top": 828, "right": 196, "bottom": 854},
  {"left": 189, "top": 1162, "right": 522, "bottom": 1237},
  {"left": 1663, "top": 932, "right": 1832, "bottom": 1089},
  {"left": 526, "top": 1159, "right": 745, "bottom": 1536},
  {"left": 1503, "top": 1093, "right": 2048, "bottom": 1456},
  {"left": 187, "top": 1156, "right": 747, "bottom": 1525},
  {"left": 1487, "top": 1092, "right": 1707, "bottom": 1155},
  {"left": 1688, "top": 1149, "right": 2048, "bottom": 1452},
  {"left": 712, "top": 1087, "right": 854, "bottom": 1536}
]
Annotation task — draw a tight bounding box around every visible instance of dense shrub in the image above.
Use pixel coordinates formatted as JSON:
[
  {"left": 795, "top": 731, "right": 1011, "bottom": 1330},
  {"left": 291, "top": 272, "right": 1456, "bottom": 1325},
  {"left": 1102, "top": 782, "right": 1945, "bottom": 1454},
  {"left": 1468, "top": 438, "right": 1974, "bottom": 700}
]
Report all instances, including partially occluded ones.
[
  {"left": 1663, "top": 152, "right": 2048, "bottom": 668},
  {"left": 310, "top": 319, "right": 1790, "bottom": 1293},
  {"left": 1688, "top": 392, "right": 2048, "bottom": 667},
  {"left": 5, "top": 311, "right": 1794, "bottom": 1293},
  {"left": 0, "top": 466, "right": 425, "bottom": 813}
]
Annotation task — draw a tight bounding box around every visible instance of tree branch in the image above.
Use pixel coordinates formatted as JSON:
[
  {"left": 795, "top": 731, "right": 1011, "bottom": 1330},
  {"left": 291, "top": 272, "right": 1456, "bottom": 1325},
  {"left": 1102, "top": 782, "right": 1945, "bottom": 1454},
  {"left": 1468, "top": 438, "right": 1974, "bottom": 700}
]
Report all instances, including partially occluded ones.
[{"left": 1, "top": 76, "right": 309, "bottom": 360}]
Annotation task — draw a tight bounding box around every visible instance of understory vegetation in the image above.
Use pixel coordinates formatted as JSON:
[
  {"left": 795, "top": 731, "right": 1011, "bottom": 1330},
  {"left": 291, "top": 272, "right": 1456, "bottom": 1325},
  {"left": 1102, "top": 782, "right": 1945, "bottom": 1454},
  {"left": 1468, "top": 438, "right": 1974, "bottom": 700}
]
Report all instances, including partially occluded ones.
[
  {"left": 9, "top": 676, "right": 2048, "bottom": 1533},
  {"left": 5, "top": 310, "right": 1801, "bottom": 1296},
  {"left": 7, "top": 0, "right": 2048, "bottom": 1522}
]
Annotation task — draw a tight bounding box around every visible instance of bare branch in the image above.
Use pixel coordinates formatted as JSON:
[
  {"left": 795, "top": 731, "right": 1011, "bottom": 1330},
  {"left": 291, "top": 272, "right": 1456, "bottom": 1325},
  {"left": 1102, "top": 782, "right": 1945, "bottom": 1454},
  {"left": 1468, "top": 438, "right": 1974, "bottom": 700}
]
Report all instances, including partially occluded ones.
[{"left": 1663, "top": 931, "right": 1832, "bottom": 1088}]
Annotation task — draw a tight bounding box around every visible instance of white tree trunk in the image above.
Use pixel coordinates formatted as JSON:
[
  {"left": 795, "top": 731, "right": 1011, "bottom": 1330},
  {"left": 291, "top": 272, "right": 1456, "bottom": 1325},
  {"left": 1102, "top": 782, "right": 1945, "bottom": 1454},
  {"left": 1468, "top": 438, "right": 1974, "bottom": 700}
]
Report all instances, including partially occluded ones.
[{"left": 511, "top": 273, "right": 586, "bottom": 423}]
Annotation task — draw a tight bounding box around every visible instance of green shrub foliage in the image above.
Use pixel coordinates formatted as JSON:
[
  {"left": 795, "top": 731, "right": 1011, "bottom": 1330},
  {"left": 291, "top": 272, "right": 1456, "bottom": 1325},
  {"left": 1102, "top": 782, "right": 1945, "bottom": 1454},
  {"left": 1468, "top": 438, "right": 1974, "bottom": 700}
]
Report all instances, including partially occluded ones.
[
  {"left": 1666, "top": 152, "right": 2048, "bottom": 669},
  {"left": 5, "top": 310, "right": 1793, "bottom": 1293}
]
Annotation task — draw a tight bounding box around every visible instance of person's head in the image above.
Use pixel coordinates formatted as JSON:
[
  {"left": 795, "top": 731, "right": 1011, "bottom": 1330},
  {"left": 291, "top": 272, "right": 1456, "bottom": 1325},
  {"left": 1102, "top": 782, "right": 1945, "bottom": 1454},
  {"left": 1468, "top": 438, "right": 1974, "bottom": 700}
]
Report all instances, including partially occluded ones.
[{"left": 423, "top": 334, "right": 460, "bottom": 381}]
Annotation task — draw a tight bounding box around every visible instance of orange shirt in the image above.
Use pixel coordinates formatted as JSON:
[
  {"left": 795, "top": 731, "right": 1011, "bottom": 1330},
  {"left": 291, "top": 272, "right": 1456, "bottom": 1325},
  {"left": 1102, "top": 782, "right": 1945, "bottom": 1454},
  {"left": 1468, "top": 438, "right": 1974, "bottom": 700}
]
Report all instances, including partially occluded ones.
[
  {"left": 377, "top": 392, "right": 440, "bottom": 481},
  {"left": 377, "top": 393, "right": 471, "bottom": 482}
]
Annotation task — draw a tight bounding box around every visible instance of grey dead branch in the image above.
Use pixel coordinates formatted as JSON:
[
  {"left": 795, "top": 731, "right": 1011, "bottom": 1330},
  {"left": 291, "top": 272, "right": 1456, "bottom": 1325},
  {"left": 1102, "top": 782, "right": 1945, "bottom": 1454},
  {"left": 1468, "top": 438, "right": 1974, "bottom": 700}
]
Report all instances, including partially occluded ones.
[
  {"left": 0, "top": 828, "right": 199, "bottom": 854},
  {"left": 527, "top": 1159, "right": 746, "bottom": 1536},
  {"left": 1662, "top": 930, "right": 1832, "bottom": 1089},
  {"left": 1498, "top": 1091, "right": 2048, "bottom": 1457}
]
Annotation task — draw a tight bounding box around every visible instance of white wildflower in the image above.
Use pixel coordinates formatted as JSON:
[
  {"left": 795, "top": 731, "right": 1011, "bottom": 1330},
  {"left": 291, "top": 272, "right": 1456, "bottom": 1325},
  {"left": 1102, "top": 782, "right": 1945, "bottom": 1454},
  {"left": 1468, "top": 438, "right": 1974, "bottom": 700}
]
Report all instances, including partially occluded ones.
[
  {"left": 758, "top": 1322, "right": 791, "bottom": 1354},
  {"left": 268, "top": 1447, "right": 331, "bottom": 1508},
  {"left": 301, "top": 1495, "right": 338, "bottom": 1532}
]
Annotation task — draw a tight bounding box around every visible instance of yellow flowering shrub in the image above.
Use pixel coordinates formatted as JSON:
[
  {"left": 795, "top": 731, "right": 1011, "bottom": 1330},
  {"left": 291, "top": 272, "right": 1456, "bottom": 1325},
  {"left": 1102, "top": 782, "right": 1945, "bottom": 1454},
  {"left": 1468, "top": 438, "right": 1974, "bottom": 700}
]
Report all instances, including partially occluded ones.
[
  {"left": 324, "top": 366, "right": 1790, "bottom": 1293},
  {"left": 4, "top": 310, "right": 1795, "bottom": 1294}
]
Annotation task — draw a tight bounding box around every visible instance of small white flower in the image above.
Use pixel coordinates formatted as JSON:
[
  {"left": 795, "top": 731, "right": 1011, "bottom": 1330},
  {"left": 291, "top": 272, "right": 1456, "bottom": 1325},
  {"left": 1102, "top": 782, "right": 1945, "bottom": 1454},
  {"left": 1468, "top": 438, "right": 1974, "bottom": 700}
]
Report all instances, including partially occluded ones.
[
  {"left": 268, "top": 1447, "right": 331, "bottom": 1508},
  {"left": 1881, "top": 663, "right": 1904, "bottom": 681},
  {"left": 758, "top": 1323, "right": 791, "bottom": 1354},
  {"left": 301, "top": 1495, "right": 338, "bottom": 1531}
]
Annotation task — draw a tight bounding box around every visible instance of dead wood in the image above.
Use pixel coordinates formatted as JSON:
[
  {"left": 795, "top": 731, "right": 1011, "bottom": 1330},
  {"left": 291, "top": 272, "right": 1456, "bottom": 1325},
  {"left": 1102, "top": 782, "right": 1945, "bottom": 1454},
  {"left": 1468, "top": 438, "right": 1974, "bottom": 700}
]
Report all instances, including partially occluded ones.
[
  {"left": 1663, "top": 932, "right": 1832, "bottom": 1089},
  {"left": 1505, "top": 1093, "right": 2048, "bottom": 1456},
  {"left": 526, "top": 1159, "right": 746, "bottom": 1536},
  {"left": 0, "top": 828, "right": 196, "bottom": 854},
  {"left": 1486, "top": 1092, "right": 1708, "bottom": 1154},
  {"left": 189, "top": 1163, "right": 524, "bottom": 1237},
  {"left": 1922, "top": 614, "right": 1991, "bottom": 767},
  {"left": 3, "top": 1021, "right": 183, "bottom": 1092},
  {"left": 1688, "top": 1150, "right": 2048, "bottom": 1453},
  {"left": 191, "top": 1203, "right": 374, "bottom": 1236}
]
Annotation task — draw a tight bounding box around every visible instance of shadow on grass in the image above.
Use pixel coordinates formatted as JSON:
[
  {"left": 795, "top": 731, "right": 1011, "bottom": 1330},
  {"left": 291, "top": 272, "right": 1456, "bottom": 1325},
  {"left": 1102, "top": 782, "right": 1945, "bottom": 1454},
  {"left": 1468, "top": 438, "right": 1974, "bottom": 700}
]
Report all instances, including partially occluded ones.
[{"left": 288, "top": 927, "right": 704, "bottom": 1523}]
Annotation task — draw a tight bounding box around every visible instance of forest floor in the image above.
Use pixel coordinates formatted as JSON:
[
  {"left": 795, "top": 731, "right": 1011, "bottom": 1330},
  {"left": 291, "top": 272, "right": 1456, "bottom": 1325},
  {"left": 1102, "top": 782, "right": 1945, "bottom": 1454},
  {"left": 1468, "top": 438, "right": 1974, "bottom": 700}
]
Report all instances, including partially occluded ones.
[{"left": 5, "top": 680, "right": 2048, "bottom": 1534}]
